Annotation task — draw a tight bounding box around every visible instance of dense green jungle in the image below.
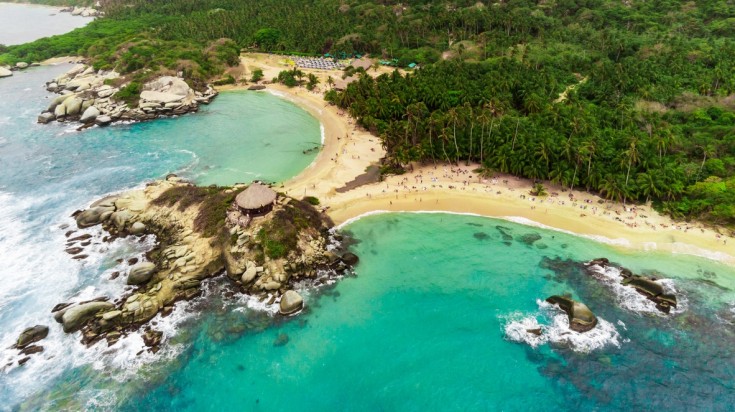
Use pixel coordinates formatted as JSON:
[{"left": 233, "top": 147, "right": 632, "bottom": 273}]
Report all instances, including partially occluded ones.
[{"left": 1, "top": 0, "right": 734, "bottom": 227}]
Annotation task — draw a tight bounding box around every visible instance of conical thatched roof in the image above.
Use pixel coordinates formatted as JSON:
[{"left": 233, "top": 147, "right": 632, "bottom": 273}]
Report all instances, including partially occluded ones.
[{"left": 235, "top": 183, "right": 277, "bottom": 210}]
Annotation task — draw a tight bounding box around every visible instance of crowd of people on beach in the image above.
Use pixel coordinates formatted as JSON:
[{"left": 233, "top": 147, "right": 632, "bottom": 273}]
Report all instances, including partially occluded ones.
[{"left": 279, "top": 74, "right": 732, "bottom": 248}]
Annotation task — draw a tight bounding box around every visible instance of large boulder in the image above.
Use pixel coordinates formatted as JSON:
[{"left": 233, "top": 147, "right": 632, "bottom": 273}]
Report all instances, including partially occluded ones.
[
  {"left": 129, "top": 221, "right": 146, "bottom": 234},
  {"left": 127, "top": 262, "right": 156, "bottom": 285},
  {"left": 0, "top": 67, "right": 12, "bottom": 78},
  {"left": 139, "top": 91, "right": 185, "bottom": 104},
  {"left": 62, "top": 301, "right": 114, "bottom": 333},
  {"left": 241, "top": 265, "right": 258, "bottom": 284},
  {"left": 16, "top": 325, "right": 49, "bottom": 349},
  {"left": 80, "top": 106, "right": 100, "bottom": 123},
  {"left": 110, "top": 210, "right": 133, "bottom": 230},
  {"left": 139, "top": 76, "right": 193, "bottom": 105},
  {"left": 48, "top": 94, "right": 72, "bottom": 112},
  {"left": 340, "top": 252, "right": 359, "bottom": 266},
  {"left": 37, "top": 112, "right": 55, "bottom": 124},
  {"left": 54, "top": 103, "right": 67, "bottom": 118},
  {"left": 15, "top": 62, "right": 28, "bottom": 69},
  {"left": 75, "top": 206, "right": 115, "bottom": 228},
  {"left": 279, "top": 290, "right": 304, "bottom": 315},
  {"left": 95, "top": 115, "right": 112, "bottom": 126},
  {"left": 63, "top": 97, "right": 84, "bottom": 116},
  {"left": 545, "top": 295, "right": 598, "bottom": 333}
]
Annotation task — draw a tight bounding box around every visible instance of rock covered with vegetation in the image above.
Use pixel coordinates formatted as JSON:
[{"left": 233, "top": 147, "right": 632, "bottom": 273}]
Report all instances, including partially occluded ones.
[
  {"left": 37, "top": 64, "right": 217, "bottom": 126},
  {"left": 52, "top": 176, "right": 356, "bottom": 351}
]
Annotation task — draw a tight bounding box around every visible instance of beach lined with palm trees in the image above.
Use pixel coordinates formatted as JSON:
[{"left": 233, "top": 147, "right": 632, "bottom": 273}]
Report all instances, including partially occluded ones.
[{"left": 223, "top": 53, "right": 735, "bottom": 265}]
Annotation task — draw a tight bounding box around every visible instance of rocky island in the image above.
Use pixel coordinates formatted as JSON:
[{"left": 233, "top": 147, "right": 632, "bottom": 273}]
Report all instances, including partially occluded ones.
[{"left": 37, "top": 175, "right": 357, "bottom": 354}]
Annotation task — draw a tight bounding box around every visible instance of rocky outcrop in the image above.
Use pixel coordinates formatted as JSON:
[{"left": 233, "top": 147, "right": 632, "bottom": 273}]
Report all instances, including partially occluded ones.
[
  {"left": 279, "top": 290, "right": 304, "bottom": 315},
  {"left": 545, "top": 295, "right": 598, "bottom": 333},
  {"left": 38, "top": 65, "right": 217, "bottom": 127},
  {"left": 62, "top": 301, "right": 115, "bottom": 333},
  {"left": 15, "top": 325, "right": 49, "bottom": 349},
  {"left": 66, "top": 6, "right": 102, "bottom": 17},
  {"left": 54, "top": 177, "right": 357, "bottom": 350},
  {"left": 585, "top": 258, "right": 678, "bottom": 313},
  {"left": 0, "top": 67, "right": 13, "bottom": 78}
]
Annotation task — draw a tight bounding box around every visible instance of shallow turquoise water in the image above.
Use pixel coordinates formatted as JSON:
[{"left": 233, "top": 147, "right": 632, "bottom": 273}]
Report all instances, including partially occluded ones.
[
  {"left": 2, "top": 66, "right": 735, "bottom": 411},
  {"left": 111, "top": 212, "right": 735, "bottom": 411},
  {"left": 0, "top": 65, "right": 320, "bottom": 408}
]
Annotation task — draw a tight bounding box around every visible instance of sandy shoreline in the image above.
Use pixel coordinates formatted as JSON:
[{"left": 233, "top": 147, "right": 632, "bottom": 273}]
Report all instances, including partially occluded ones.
[{"left": 221, "top": 53, "right": 735, "bottom": 265}]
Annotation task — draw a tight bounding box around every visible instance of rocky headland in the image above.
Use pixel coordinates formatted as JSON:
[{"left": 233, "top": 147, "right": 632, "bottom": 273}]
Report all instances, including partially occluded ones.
[
  {"left": 27, "top": 175, "right": 357, "bottom": 357},
  {"left": 37, "top": 64, "right": 218, "bottom": 127}
]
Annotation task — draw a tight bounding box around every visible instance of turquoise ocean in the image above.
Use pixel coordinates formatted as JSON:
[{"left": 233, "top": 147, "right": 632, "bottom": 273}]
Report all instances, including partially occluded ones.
[{"left": 2, "top": 9, "right": 735, "bottom": 411}]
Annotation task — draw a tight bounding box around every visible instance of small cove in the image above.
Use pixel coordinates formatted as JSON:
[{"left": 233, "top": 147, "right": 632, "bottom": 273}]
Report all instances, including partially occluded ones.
[{"left": 0, "top": 64, "right": 321, "bottom": 407}]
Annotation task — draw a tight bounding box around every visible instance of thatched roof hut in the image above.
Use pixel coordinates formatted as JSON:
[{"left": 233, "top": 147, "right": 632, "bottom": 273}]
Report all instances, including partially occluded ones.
[
  {"left": 235, "top": 183, "right": 277, "bottom": 215},
  {"left": 333, "top": 75, "right": 357, "bottom": 91},
  {"left": 350, "top": 57, "right": 374, "bottom": 71}
]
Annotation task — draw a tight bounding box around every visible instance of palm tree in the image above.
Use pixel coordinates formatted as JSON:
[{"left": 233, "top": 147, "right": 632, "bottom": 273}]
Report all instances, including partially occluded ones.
[
  {"left": 600, "top": 174, "right": 624, "bottom": 203},
  {"left": 464, "top": 103, "right": 474, "bottom": 164},
  {"left": 447, "top": 107, "right": 461, "bottom": 164},
  {"left": 476, "top": 109, "right": 491, "bottom": 165},
  {"left": 636, "top": 172, "right": 660, "bottom": 203},
  {"left": 623, "top": 137, "right": 640, "bottom": 187}
]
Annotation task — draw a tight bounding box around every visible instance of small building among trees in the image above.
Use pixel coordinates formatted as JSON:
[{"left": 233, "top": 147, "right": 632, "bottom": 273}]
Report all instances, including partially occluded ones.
[{"left": 235, "top": 183, "right": 277, "bottom": 215}]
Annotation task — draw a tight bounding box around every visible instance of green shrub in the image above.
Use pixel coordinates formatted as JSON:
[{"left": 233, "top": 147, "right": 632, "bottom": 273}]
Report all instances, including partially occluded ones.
[
  {"left": 304, "top": 196, "right": 320, "bottom": 205},
  {"left": 113, "top": 82, "right": 141, "bottom": 106},
  {"left": 250, "top": 69, "right": 264, "bottom": 82}
]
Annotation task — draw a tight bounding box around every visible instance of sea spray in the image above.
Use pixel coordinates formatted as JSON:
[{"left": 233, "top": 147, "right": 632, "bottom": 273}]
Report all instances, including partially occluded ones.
[
  {"left": 586, "top": 263, "right": 688, "bottom": 315},
  {"left": 503, "top": 300, "right": 623, "bottom": 353}
]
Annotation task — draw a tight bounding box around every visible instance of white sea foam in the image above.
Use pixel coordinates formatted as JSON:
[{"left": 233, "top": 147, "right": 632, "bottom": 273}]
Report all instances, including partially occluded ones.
[
  {"left": 503, "top": 300, "right": 623, "bottom": 353},
  {"left": 174, "top": 148, "right": 200, "bottom": 175},
  {"left": 585, "top": 263, "right": 687, "bottom": 316},
  {"left": 0, "top": 189, "right": 179, "bottom": 405},
  {"left": 233, "top": 294, "right": 280, "bottom": 315},
  {"left": 671, "top": 242, "right": 735, "bottom": 263}
]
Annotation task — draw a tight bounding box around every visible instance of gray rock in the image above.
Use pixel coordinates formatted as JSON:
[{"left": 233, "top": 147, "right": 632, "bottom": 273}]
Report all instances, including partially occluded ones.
[
  {"left": 0, "top": 67, "right": 12, "bottom": 78},
  {"left": 64, "top": 97, "right": 83, "bottom": 116},
  {"left": 97, "top": 87, "right": 117, "bottom": 98},
  {"left": 75, "top": 206, "right": 115, "bottom": 228},
  {"left": 102, "top": 310, "right": 121, "bottom": 320},
  {"left": 241, "top": 266, "right": 258, "bottom": 284},
  {"left": 15, "top": 62, "right": 28, "bottom": 69},
  {"left": 54, "top": 103, "right": 67, "bottom": 118},
  {"left": 16, "top": 325, "right": 49, "bottom": 348},
  {"left": 545, "top": 295, "right": 597, "bottom": 333},
  {"left": 129, "top": 221, "right": 146, "bottom": 234},
  {"left": 62, "top": 302, "right": 114, "bottom": 333},
  {"left": 48, "top": 94, "right": 71, "bottom": 111},
  {"left": 95, "top": 115, "right": 112, "bottom": 126},
  {"left": 37, "top": 112, "right": 55, "bottom": 124},
  {"left": 80, "top": 106, "right": 100, "bottom": 123},
  {"left": 127, "top": 262, "right": 156, "bottom": 285},
  {"left": 279, "top": 290, "right": 304, "bottom": 315}
]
